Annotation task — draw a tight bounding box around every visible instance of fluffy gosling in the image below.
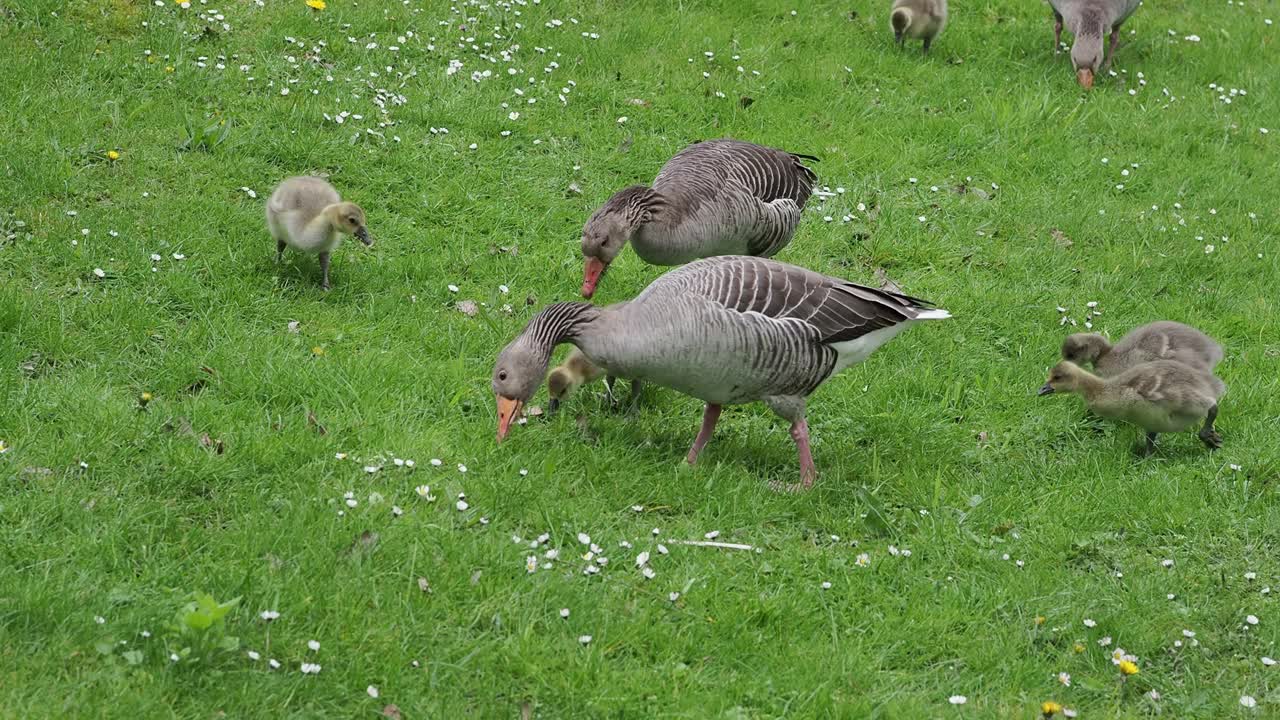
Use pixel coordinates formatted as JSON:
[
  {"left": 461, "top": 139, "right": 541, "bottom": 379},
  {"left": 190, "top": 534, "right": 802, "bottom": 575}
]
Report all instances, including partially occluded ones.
[
  {"left": 1062, "top": 321, "right": 1223, "bottom": 378},
  {"left": 890, "top": 0, "right": 948, "bottom": 53},
  {"left": 546, "top": 348, "right": 642, "bottom": 414},
  {"left": 1039, "top": 360, "right": 1225, "bottom": 455},
  {"left": 266, "top": 176, "right": 372, "bottom": 290}
]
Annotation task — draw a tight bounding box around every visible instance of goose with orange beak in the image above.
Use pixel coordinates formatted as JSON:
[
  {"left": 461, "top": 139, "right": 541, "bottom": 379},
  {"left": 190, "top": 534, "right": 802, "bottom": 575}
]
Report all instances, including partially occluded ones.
[
  {"left": 492, "top": 341, "right": 540, "bottom": 442},
  {"left": 1048, "top": 0, "right": 1142, "bottom": 89},
  {"left": 579, "top": 139, "right": 817, "bottom": 299}
]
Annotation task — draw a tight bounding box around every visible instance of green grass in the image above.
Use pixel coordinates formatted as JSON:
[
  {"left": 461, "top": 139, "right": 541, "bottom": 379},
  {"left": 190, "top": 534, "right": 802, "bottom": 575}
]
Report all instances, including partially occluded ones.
[{"left": 2, "top": 0, "right": 1278, "bottom": 716}]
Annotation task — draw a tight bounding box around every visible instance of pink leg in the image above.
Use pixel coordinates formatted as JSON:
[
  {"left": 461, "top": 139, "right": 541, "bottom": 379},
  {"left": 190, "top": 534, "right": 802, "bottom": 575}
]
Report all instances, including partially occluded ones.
[
  {"left": 686, "top": 404, "right": 722, "bottom": 465},
  {"left": 1102, "top": 29, "right": 1120, "bottom": 71},
  {"left": 791, "top": 420, "right": 818, "bottom": 489}
]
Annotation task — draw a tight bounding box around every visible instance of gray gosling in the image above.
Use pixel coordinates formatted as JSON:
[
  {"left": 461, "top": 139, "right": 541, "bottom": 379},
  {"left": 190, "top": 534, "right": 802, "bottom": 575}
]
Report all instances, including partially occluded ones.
[
  {"left": 891, "top": 0, "right": 948, "bottom": 53},
  {"left": 546, "top": 348, "right": 642, "bottom": 414},
  {"left": 1062, "top": 321, "right": 1223, "bottom": 378},
  {"left": 1039, "top": 360, "right": 1225, "bottom": 455},
  {"left": 266, "top": 176, "right": 372, "bottom": 290}
]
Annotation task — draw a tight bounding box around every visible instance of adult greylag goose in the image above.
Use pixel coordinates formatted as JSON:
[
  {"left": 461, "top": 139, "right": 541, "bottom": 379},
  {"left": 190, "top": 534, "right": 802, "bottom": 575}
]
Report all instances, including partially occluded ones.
[
  {"left": 1062, "top": 321, "right": 1223, "bottom": 378},
  {"left": 1039, "top": 360, "right": 1225, "bottom": 454},
  {"left": 1048, "top": 0, "right": 1142, "bottom": 88},
  {"left": 579, "top": 139, "right": 818, "bottom": 298},
  {"left": 891, "top": 0, "right": 948, "bottom": 53},
  {"left": 493, "top": 256, "right": 950, "bottom": 490},
  {"left": 266, "top": 176, "right": 372, "bottom": 290}
]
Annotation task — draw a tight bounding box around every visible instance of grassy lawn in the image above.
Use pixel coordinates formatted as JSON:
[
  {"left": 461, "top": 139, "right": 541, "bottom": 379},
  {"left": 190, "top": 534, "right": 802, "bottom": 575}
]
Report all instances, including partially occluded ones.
[{"left": 2, "top": 0, "right": 1278, "bottom": 716}]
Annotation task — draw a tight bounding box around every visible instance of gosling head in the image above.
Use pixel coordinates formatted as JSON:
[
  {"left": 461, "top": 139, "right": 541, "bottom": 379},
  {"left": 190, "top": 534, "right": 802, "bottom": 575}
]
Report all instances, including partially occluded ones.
[
  {"left": 580, "top": 186, "right": 657, "bottom": 298},
  {"left": 1070, "top": 34, "right": 1104, "bottom": 89},
  {"left": 545, "top": 366, "right": 579, "bottom": 414},
  {"left": 890, "top": 8, "right": 912, "bottom": 45},
  {"left": 492, "top": 340, "right": 550, "bottom": 442},
  {"left": 1061, "top": 333, "right": 1111, "bottom": 367},
  {"left": 1038, "top": 360, "right": 1087, "bottom": 396},
  {"left": 323, "top": 202, "right": 372, "bottom": 246}
]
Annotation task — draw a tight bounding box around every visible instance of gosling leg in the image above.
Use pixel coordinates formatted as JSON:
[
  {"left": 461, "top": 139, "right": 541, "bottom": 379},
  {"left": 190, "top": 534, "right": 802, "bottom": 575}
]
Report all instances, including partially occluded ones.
[
  {"left": 625, "top": 379, "right": 645, "bottom": 416},
  {"left": 276, "top": 239, "right": 286, "bottom": 263},
  {"left": 1136, "top": 431, "right": 1158, "bottom": 456},
  {"left": 1198, "top": 404, "right": 1223, "bottom": 449},
  {"left": 319, "top": 252, "right": 331, "bottom": 291},
  {"left": 1053, "top": 12, "right": 1063, "bottom": 53}
]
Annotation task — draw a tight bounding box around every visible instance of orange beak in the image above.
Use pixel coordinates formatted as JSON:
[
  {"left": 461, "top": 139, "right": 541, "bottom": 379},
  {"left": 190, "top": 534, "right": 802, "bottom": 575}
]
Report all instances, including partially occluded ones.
[
  {"left": 496, "top": 395, "right": 524, "bottom": 443},
  {"left": 1077, "top": 68, "right": 1094, "bottom": 90},
  {"left": 581, "top": 257, "right": 607, "bottom": 299}
]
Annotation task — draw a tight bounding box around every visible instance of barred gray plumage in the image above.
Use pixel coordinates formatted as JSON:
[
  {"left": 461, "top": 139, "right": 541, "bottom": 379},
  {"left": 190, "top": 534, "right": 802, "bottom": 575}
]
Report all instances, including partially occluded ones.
[
  {"left": 493, "top": 256, "right": 950, "bottom": 490},
  {"left": 579, "top": 139, "right": 818, "bottom": 298}
]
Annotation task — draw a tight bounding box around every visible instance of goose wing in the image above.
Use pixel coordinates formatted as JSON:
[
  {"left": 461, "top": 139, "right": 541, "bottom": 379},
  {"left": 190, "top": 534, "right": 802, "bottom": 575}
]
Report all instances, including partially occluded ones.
[{"left": 644, "top": 256, "right": 943, "bottom": 344}]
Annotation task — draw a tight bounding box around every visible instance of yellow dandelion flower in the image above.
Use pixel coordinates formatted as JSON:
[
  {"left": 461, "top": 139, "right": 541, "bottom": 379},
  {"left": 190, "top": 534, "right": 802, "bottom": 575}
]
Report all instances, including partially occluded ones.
[
  {"left": 306, "top": 0, "right": 326, "bottom": 9},
  {"left": 311, "top": 346, "right": 326, "bottom": 356},
  {"left": 106, "top": 150, "right": 120, "bottom": 161},
  {"left": 1073, "top": 642, "right": 1085, "bottom": 654},
  {"left": 165, "top": 66, "right": 174, "bottom": 73},
  {"left": 1034, "top": 615, "right": 1046, "bottom": 626},
  {"left": 1041, "top": 700, "right": 1063, "bottom": 717},
  {"left": 140, "top": 392, "right": 154, "bottom": 405},
  {"left": 1119, "top": 660, "right": 1139, "bottom": 676}
]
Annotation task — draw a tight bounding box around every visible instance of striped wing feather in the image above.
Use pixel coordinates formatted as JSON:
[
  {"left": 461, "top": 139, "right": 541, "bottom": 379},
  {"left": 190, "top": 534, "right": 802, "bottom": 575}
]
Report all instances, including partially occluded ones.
[{"left": 660, "top": 256, "right": 935, "bottom": 344}]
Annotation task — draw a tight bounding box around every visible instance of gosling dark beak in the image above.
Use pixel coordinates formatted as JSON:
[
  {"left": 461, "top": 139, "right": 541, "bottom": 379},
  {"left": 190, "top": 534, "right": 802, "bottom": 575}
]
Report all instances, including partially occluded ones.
[
  {"left": 1077, "top": 68, "right": 1094, "bottom": 90},
  {"left": 1038, "top": 383, "right": 1056, "bottom": 396},
  {"left": 894, "top": 30, "right": 904, "bottom": 45},
  {"left": 547, "top": 397, "right": 561, "bottom": 414},
  {"left": 496, "top": 395, "right": 523, "bottom": 443},
  {"left": 355, "top": 226, "right": 373, "bottom": 246}
]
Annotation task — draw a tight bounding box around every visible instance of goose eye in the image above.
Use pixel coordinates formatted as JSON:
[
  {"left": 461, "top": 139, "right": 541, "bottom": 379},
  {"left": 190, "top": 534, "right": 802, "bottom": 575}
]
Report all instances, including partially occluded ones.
[{"left": 498, "top": 370, "right": 508, "bottom": 382}]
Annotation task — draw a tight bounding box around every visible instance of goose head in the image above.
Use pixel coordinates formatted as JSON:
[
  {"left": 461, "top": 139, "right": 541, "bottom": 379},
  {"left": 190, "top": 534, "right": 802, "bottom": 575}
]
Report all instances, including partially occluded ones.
[
  {"left": 492, "top": 340, "right": 550, "bottom": 441},
  {"left": 1038, "top": 360, "right": 1087, "bottom": 396},
  {"left": 323, "top": 202, "right": 373, "bottom": 246},
  {"left": 1070, "top": 35, "right": 1104, "bottom": 89},
  {"left": 1061, "top": 332, "right": 1111, "bottom": 367},
  {"left": 580, "top": 186, "right": 657, "bottom": 298},
  {"left": 580, "top": 213, "right": 632, "bottom": 298}
]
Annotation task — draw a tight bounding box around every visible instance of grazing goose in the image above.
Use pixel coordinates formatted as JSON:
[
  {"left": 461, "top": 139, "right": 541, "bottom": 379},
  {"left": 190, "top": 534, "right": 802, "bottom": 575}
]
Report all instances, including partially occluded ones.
[
  {"left": 1048, "top": 0, "right": 1142, "bottom": 88},
  {"left": 579, "top": 139, "right": 818, "bottom": 299},
  {"left": 890, "top": 0, "right": 948, "bottom": 53},
  {"left": 266, "top": 176, "right": 372, "bottom": 290},
  {"left": 1039, "top": 360, "right": 1225, "bottom": 454},
  {"left": 493, "top": 256, "right": 950, "bottom": 490},
  {"left": 1062, "top": 321, "right": 1223, "bottom": 378},
  {"left": 546, "top": 348, "right": 644, "bottom": 413}
]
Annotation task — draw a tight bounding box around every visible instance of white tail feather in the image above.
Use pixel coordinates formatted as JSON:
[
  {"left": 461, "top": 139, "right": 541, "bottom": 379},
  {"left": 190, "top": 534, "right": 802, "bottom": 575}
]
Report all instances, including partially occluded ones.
[{"left": 915, "top": 309, "right": 951, "bottom": 320}]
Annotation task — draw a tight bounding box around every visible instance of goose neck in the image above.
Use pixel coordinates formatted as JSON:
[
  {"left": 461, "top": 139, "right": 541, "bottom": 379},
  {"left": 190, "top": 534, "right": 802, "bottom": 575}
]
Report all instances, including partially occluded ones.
[{"left": 523, "top": 301, "right": 602, "bottom": 354}]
